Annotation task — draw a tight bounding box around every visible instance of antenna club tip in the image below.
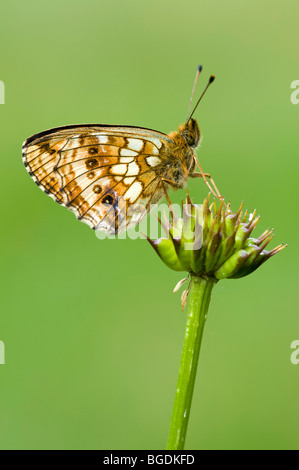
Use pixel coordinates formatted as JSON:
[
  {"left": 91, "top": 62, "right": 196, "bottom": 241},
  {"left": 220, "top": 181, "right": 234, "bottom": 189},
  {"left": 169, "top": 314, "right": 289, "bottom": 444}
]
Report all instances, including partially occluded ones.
[
  {"left": 209, "top": 75, "right": 216, "bottom": 83},
  {"left": 197, "top": 65, "right": 203, "bottom": 72}
]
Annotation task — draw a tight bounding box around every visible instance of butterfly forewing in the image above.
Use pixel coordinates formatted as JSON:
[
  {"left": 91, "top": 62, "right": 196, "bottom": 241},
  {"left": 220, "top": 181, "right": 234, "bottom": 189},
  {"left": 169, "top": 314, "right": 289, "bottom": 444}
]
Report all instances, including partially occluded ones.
[{"left": 22, "top": 125, "right": 173, "bottom": 233}]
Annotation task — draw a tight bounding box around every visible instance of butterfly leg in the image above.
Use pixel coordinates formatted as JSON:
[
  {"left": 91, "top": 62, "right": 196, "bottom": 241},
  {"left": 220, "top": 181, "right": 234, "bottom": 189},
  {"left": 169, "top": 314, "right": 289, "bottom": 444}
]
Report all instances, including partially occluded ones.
[
  {"left": 161, "top": 179, "right": 176, "bottom": 219},
  {"left": 191, "top": 156, "right": 227, "bottom": 207},
  {"left": 191, "top": 172, "right": 222, "bottom": 198}
]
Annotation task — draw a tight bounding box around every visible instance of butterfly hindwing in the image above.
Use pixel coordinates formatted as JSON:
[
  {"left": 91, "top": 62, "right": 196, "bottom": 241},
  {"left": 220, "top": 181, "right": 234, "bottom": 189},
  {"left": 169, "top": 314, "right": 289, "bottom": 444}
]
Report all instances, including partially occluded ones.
[{"left": 22, "top": 124, "right": 173, "bottom": 233}]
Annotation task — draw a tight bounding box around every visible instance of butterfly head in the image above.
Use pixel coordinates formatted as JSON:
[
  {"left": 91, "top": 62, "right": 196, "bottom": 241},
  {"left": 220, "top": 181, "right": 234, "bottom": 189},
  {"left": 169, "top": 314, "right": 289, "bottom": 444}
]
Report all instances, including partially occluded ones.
[{"left": 179, "top": 118, "right": 201, "bottom": 149}]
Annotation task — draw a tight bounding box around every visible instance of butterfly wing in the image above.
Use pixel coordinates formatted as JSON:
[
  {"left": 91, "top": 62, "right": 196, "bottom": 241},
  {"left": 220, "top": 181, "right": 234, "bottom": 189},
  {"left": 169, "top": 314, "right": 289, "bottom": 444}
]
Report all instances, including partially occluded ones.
[{"left": 22, "top": 124, "right": 173, "bottom": 233}]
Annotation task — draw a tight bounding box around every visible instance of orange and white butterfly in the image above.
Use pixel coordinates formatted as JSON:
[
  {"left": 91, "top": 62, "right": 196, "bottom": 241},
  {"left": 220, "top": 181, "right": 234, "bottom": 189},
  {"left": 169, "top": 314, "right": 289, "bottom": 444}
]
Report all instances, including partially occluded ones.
[{"left": 22, "top": 70, "right": 221, "bottom": 234}]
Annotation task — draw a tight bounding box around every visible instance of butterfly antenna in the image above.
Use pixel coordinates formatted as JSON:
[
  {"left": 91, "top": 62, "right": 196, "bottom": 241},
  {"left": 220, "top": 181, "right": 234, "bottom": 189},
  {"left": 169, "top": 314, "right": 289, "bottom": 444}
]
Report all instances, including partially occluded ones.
[
  {"left": 186, "top": 65, "right": 203, "bottom": 121},
  {"left": 187, "top": 75, "right": 215, "bottom": 123}
]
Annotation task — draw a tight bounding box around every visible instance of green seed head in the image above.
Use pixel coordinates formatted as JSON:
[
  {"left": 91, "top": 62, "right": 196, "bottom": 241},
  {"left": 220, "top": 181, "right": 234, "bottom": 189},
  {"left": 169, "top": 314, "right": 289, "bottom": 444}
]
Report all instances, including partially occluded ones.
[{"left": 148, "top": 194, "right": 286, "bottom": 280}]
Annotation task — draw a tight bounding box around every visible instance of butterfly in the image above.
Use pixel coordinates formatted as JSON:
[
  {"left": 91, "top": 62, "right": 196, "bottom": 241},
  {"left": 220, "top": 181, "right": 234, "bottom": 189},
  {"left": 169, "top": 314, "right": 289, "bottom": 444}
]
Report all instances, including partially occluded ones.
[{"left": 22, "top": 69, "right": 221, "bottom": 234}]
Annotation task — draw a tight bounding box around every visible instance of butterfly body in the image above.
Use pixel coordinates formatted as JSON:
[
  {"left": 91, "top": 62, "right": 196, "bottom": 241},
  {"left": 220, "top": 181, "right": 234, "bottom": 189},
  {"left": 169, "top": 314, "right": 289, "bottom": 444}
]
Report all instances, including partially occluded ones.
[{"left": 22, "top": 119, "right": 201, "bottom": 233}]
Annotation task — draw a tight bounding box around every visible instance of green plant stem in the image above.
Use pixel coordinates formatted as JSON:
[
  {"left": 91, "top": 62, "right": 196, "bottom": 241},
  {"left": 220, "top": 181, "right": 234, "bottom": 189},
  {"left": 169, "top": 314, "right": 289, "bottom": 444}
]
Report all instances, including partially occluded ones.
[{"left": 167, "top": 274, "right": 217, "bottom": 450}]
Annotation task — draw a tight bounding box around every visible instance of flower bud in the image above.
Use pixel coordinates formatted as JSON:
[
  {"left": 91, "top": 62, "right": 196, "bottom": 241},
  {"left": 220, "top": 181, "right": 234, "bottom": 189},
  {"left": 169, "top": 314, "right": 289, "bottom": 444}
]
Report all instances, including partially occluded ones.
[{"left": 148, "top": 194, "right": 286, "bottom": 280}]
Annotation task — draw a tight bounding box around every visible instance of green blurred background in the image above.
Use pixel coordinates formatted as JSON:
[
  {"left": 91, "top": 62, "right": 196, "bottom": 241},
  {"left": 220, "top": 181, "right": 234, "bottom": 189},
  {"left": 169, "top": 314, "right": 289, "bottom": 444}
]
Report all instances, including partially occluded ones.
[{"left": 0, "top": 0, "right": 298, "bottom": 450}]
